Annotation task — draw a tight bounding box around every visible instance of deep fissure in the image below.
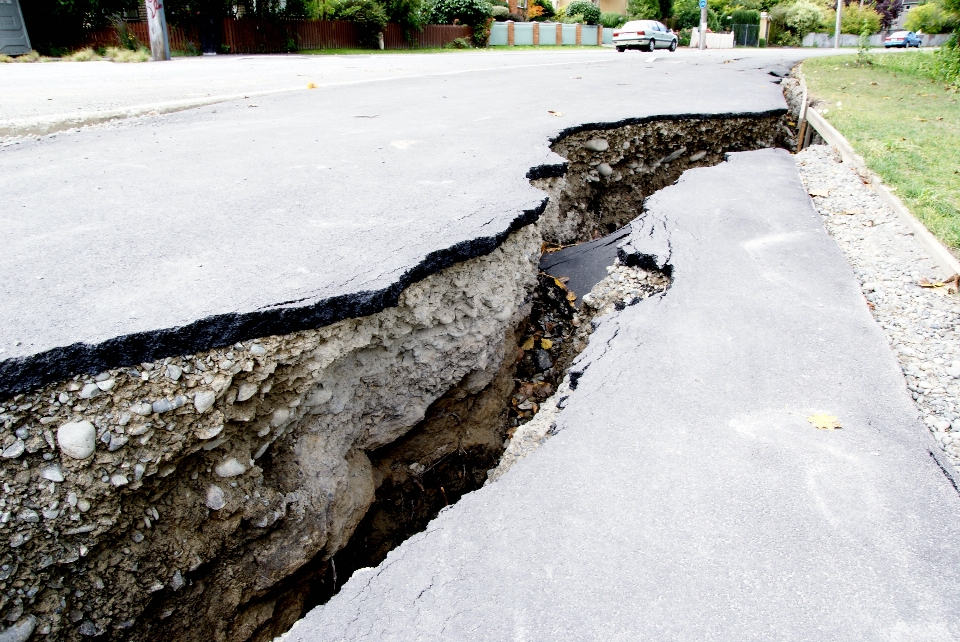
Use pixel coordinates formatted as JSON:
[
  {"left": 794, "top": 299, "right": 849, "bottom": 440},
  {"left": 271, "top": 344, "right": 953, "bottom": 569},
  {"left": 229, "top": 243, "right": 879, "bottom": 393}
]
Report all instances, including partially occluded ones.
[{"left": 0, "top": 110, "right": 793, "bottom": 642}]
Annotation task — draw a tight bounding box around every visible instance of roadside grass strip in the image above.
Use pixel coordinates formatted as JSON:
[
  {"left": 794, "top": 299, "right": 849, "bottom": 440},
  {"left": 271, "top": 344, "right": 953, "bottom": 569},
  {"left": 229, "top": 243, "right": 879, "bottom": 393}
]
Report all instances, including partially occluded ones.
[{"left": 803, "top": 53, "right": 960, "bottom": 250}]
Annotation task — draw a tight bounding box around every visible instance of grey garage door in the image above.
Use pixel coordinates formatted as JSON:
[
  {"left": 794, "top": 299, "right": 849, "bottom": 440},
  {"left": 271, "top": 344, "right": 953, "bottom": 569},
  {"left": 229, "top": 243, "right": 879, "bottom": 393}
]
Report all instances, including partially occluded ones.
[{"left": 0, "top": 0, "right": 31, "bottom": 56}]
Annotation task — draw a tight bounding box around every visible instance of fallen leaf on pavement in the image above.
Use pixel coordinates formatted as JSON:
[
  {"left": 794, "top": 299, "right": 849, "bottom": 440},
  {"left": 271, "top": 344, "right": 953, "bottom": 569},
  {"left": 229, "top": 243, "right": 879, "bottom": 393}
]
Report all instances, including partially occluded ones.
[
  {"left": 548, "top": 110, "right": 563, "bottom": 117},
  {"left": 520, "top": 337, "right": 535, "bottom": 351},
  {"left": 918, "top": 278, "right": 945, "bottom": 288},
  {"left": 307, "top": 82, "right": 317, "bottom": 89},
  {"left": 808, "top": 414, "right": 842, "bottom": 430}
]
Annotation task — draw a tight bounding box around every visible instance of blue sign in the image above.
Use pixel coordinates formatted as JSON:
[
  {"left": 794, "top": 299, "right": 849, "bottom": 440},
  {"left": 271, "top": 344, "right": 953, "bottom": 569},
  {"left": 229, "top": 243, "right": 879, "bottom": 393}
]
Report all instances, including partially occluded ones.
[{"left": 699, "top": 0, "right": 706, "bottom": 7}]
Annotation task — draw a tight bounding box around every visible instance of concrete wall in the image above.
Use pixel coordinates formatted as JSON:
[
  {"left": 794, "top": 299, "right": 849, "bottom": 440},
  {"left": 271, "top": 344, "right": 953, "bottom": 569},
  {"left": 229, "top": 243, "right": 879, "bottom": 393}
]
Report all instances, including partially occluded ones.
[{"left": 688, "top": 29, "right": 735, "bottom": 48}]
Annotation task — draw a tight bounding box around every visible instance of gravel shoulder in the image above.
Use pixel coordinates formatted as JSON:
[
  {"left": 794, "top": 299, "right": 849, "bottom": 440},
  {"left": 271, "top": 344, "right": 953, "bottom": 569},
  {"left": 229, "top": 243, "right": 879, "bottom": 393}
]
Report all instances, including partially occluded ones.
[{"left": 796, "top": 144, "right": 960, "bottom": 482}]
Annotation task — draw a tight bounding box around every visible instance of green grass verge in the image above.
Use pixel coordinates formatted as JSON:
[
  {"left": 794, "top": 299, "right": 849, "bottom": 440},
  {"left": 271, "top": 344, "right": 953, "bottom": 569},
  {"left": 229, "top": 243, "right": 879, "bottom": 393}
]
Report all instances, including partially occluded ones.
[{"left": 803, "top": 52, "right": 960, "bottom": 248}]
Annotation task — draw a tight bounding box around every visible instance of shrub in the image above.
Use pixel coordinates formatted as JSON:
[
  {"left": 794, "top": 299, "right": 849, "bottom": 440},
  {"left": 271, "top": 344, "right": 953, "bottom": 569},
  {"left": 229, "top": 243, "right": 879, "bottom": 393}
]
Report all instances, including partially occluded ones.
[
  {"left": 824, "top": 4, "right": 882, "bottom": 34},
  {"left": 785, "top": 1, "right": 823, "bottom": 36},
  {"left": 529, "top": 0, "right": 556, "bottom": 19},
  {"left": 730, "top": 8, "right": 760, "bottom": 24},
  {"left": 934, "top": 33, "right": 960, "bottom": 86},
  {"left": 905, "top": 1, "right": 957, "bottom": 33},
  {"left": 492, "top": 5, "right": 511, "bottom": 19},
  {"left": 111, "top": 16, "right": 141, "bottom": 51},
  {"left": 600, "top": 11, "right": 628, "bottom": 27},
  {"left": 105, "top": 46, "right": 150, "bottom": 62},
  {"left": 384, "top": 0, "right": 428, "bottom": 39},
  {"left": 628, "top": 0, "right": 660, "bottom": 19},
  {"left": 333, "top": 0, "right": 389, "bottom": 47},
  {"left": 678, "top": 26, "right": 692, "bottom": 44},
  {"left": 444, "top": 36, "right": 472, "bottom": 47},
  {"left": 429, "top": 0, "right": 493, "bottom": 26},
  {"left": 565, "top": 0, "right": 601, "bottom": 23}
]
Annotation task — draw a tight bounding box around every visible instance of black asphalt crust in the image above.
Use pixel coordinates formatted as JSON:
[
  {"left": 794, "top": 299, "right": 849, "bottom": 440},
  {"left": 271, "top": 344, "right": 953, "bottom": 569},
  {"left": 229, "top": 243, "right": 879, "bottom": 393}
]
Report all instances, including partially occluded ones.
[
  {"left": 0, "top": 202, "right": 545, "bottom": 398},
  {"left": 2, "top": 108, "right": 787, "bottom": 398}
]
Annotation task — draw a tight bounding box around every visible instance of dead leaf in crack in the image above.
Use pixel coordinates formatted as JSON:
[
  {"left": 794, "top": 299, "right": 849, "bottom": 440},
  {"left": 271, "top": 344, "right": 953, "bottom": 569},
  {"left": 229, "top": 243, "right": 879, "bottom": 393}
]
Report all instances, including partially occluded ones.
[
  {"left": 808, "top": 414, "right": 842, "bottom": 430},
  {"left": 541, "top": 339, "right": 554, "bottom": 349},
  {"left": 520, "top": 337, "right": 535, "bottom": 351},
  {"left": 566, "top": 291, "right": 577, "bottom": 302},
  {"left": 918, "top": 278, "right": 945, "bottom": 288}
]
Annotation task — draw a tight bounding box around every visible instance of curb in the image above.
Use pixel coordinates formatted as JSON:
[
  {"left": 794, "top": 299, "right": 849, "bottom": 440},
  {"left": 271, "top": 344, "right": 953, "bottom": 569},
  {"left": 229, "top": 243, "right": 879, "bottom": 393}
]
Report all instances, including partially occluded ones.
[{"left": 798, "top": 79, "right": 960, "bottom": 279}]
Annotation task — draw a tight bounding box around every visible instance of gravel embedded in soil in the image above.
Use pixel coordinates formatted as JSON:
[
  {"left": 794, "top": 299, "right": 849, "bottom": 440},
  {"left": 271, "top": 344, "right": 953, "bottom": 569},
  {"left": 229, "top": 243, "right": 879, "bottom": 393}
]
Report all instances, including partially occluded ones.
[{"left": 796, "top": 144, "right": 960, "bottom": 477}]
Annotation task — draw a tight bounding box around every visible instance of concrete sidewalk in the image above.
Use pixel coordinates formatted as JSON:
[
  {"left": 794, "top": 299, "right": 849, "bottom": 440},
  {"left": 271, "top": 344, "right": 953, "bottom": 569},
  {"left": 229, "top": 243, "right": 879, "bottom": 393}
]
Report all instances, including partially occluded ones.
[{"left": 284, "top": 149, "right": 960, "bottom": 641}]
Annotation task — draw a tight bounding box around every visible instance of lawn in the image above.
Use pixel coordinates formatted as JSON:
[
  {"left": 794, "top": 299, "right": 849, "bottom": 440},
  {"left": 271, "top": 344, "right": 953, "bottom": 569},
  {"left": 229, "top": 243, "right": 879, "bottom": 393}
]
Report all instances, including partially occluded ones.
[{"left": 803, "top": 52, "right": 960, "bottom": 248}]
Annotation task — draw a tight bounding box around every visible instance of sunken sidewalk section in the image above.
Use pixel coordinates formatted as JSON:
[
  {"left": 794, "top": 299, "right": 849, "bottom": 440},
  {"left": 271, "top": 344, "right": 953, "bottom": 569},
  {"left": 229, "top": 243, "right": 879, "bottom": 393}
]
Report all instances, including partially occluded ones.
[{"left": 0, "top": 112, "right": 788, "bottom": 642}]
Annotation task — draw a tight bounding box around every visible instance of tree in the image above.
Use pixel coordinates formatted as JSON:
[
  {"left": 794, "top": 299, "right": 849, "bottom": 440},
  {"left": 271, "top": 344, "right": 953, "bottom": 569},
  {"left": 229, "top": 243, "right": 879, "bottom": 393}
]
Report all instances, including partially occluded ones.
[
  {"left": 873, "top": 0, "right": 904, "bottom": 29},
  {"left": 628, "top": 0, "right": 661, "bottom": 19},
  {"left": 905, "top": 2, "right": 956, "bottom": 33}
]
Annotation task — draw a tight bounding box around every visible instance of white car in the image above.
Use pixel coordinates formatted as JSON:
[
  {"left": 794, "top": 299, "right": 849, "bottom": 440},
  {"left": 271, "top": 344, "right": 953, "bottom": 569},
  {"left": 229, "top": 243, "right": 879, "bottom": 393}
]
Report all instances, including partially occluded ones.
[{"left": 613, "top": 20, "right": 678, "bottom": 52}]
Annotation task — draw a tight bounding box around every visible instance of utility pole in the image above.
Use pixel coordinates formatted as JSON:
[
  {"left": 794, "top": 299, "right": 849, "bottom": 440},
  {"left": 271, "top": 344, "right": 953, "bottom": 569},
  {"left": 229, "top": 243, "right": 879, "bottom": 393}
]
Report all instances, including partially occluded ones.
[
  {"left": 698, "top": 0, "right": 707, "bottom": 50},
  {"left": 145, "top": 0, "right": 171, "bottom": 61},
  {"left": 834, "top": 0, "right": 843, "bottom": 49}
]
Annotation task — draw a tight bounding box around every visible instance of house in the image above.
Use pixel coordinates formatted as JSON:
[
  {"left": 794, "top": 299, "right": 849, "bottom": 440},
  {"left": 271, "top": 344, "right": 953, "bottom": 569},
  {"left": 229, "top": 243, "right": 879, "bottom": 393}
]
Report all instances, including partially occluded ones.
[{"left": 894, "top": 0, "right": 921, "bottom": 29}]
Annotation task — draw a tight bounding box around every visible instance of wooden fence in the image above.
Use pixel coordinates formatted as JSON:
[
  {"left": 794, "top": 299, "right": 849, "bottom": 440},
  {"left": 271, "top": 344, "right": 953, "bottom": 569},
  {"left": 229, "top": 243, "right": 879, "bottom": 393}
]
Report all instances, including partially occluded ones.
[{"left": 77, "top": 19, "right": 473, "bottom": 54}]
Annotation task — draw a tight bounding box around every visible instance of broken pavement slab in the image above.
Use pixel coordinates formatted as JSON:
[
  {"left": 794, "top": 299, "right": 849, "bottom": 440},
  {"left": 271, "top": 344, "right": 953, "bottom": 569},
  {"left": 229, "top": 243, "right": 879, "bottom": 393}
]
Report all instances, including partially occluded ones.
[{"left": 283, "top": 149, "right": 960, "bottom": 641}]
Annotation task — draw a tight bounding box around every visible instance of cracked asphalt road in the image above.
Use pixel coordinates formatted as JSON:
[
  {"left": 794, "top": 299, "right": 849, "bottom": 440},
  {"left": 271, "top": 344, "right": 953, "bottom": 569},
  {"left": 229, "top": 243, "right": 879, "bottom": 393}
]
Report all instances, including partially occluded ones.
[{"left": 6, "top": 47, "right": 958, "bottom": 639}]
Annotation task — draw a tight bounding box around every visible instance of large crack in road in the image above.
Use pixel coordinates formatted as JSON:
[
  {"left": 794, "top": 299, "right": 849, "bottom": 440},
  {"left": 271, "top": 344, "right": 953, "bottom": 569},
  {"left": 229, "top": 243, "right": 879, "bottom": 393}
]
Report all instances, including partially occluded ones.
[{"left": 0, "top": 111, "right": 790, "bottom": 642}]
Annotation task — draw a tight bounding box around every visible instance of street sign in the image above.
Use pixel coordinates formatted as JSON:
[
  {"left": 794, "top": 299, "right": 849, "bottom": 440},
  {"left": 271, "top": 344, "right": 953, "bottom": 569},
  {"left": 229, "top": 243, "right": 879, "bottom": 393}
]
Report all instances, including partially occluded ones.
[{"left": 699, "top": 0, "right": 707, "bottom": 8}]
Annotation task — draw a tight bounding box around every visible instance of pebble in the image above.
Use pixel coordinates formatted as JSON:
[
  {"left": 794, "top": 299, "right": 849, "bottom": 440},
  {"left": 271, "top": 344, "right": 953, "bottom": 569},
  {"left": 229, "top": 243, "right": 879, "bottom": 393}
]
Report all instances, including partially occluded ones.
[
  {"left": 797, "top": 146, "right": 960, "bottom": 476},
  {"left": 40, "top": 465, "right": 64, "bottom": 483},
  {"left": 194, "top": 390, "right": 216, "bottom": 414},
  {"left": 215, "top": 457, "right": 247, "bottom": 478},
  {"left": 57, "top": 421, "right": 96, "bottom": 459},
  {"left": 110, "top": 474, "right": 128, "bottom": 487},
  {"left": 152, "top": 396, "right": 185, "bottom": 414},
  {"left": 166, "top": 365, "right": 182, "bottom": 381},
  {"left": 77, "top": 499, "right": 91, "bottom": 513},
  {"left": 596, "top": 163, "right": 613, "bottom": 177},
  {"left": 95, "top": 378, "right": 115, "bottom": 392},
  {"left": 1, "top": 440, "right": 24, "bottom": 459},
  {"left": 130, "top": 402, "right": 152, "bottom": 416},
  {"left": 236, "top": 382, "right": 258, "bottom": 402},
  {"left": 0, "top": 615, "right": 37, "bottom": 642},
  {"left": 134, "top": 463, "right": 145, "bottom": 481},
  {"left": 584, "top": 138, "right": 609, "bottom": 152},
  {"left": 205, "top": 485, "right": 226, "bottom": 511},
  {"left": 17, "top": 509, "right": 39, "bottom": 523},
  {"left": 107, "top": 434, "right": 129, "bottom": 452},
  {"left": 249, "top": 343, "right": 267, "bottom": 356},
  {"left": 689, "top": 150, "right": 707, "bottom": 162},
  {"left": 171, "top": 569, "right": 185, "bottom": 591},
  {"left": 78, "top": 383, "right": 100, "bottom": 399}
]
